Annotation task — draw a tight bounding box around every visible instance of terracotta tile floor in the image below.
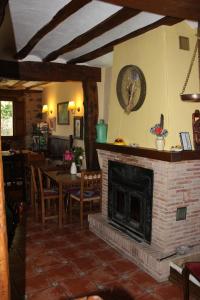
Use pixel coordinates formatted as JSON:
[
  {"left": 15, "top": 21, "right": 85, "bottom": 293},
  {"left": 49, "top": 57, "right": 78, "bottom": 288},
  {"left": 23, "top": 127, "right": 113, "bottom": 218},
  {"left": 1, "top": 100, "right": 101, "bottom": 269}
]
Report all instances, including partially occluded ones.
[{"left": 9, "top": 207, "right": 187, "bottom": 300}]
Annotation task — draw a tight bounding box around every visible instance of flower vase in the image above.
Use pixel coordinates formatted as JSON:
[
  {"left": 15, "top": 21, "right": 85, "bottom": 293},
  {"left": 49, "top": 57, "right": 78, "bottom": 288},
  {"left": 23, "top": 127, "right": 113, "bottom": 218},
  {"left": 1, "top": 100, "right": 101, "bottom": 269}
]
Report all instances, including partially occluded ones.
[
  {"left": 70, "top": 162, "right": 77, "bottom": 175},
  {"left": 155, "top": 136, "right": 165, "bottom": 151}
]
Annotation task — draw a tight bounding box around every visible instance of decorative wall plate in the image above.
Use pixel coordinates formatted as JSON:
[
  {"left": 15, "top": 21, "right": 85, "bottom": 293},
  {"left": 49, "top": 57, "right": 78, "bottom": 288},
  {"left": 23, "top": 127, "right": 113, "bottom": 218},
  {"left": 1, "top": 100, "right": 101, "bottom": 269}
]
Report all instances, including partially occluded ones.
[{"left": 116, "top": 65, "right": 146, "bottom": 114}]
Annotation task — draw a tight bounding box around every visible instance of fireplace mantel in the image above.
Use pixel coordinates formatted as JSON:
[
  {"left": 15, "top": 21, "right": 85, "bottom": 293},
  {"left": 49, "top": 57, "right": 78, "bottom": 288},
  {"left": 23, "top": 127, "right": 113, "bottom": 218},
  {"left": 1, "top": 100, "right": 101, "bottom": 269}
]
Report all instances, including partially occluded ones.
[{"left": 96, "top": 143, "right": 200, "bottom": 162}]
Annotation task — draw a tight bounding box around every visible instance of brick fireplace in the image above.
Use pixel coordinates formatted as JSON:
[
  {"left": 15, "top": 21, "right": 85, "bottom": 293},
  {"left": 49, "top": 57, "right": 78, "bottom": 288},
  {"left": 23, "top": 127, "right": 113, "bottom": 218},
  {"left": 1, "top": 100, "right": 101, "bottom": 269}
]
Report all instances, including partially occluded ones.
[{"left": 88, "top": 144, "right": 200, "bottom": 281}]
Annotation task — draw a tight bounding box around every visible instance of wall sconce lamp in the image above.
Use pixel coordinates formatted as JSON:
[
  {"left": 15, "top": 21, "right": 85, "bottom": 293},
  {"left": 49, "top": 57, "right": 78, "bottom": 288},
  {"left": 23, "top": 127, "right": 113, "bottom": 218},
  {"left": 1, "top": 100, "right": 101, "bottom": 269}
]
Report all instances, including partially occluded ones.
[
  {"left": 68, "top": 101, "right": 80, "bottom": 114},
  {"left": 42, "top": 104, "right": 53, "bottom": 114}
]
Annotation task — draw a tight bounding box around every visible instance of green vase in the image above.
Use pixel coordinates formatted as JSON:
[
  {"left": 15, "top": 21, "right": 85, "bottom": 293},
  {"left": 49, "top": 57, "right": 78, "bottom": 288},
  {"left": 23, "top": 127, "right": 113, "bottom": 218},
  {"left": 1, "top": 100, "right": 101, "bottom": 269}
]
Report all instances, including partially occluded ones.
[{"left": 96, "top": 119, "right": 107, "bottom": 143}]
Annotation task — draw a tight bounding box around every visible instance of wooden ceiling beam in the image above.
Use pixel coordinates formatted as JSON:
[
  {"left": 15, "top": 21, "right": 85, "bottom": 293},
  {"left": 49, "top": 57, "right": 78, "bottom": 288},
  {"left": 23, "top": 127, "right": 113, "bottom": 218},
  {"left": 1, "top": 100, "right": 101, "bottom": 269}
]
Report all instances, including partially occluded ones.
[
  {"left": 0, "top": 89, "right": 41, "bottom": 97},
  {"left": 15, "top": 0, "right": 92, "bottom": 60},
  {"left": 0, "top": 60, "right": 101, "bottom": 82},
  {"left": 25, "top": 81, "right": 48, "bottom": 90},
  {"left": 0, "top": 0, "right": 8, "bottom": 26},
  {"left": 11, "top": 80, "right": 27, "bottom": 88},
  {"left": 43, "top": 7, "right": 140, "bottom": 62},
  {"left": 68, "top": 16, "right": 182, "bottom": 64},
  {"left": 99, "top": 0, "right": 200, "bottom": 21}
]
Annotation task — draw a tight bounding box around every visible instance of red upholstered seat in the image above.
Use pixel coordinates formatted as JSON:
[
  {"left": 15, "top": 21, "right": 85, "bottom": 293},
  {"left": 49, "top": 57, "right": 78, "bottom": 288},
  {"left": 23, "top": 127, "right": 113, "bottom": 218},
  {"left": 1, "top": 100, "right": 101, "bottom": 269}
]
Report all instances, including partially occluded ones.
[
  {"left": 183, "top": 262, "right": 200, "bottom": 300},
  {"left": 185, "top": 262, "right": 200, "bottom": 281}
]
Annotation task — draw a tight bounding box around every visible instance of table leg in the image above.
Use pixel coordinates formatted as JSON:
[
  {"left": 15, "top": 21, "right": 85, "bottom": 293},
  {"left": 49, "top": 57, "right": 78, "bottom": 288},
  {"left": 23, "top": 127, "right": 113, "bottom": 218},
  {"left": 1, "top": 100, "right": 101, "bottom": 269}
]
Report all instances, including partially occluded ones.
[{"left": 59, "top": 183, "right": 63, "bottom": 228}]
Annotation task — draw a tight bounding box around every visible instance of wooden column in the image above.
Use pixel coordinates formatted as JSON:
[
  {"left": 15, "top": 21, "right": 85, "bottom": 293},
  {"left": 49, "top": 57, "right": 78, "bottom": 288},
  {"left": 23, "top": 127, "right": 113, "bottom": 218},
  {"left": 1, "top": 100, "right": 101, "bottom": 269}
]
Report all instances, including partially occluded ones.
[
  {"left": 82, "top": 80, "right": 100, "bottom": 170},
  {"left": 0, "top": 139, "right": 10, "bottom": 299}
]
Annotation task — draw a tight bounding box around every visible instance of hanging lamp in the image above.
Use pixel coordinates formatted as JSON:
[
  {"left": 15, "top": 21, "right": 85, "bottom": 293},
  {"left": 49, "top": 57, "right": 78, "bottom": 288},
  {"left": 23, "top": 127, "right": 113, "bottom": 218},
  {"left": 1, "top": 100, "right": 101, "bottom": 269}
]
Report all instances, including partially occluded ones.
[{"left": 180, "top": 22, "right": 200, "bottom": 102}]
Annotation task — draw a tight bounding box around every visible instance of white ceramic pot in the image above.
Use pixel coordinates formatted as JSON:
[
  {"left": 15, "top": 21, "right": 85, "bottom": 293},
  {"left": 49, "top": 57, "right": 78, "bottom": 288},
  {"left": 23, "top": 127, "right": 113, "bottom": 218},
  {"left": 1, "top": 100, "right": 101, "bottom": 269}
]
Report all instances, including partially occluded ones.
[
  {"left": 155, "top": 136, "right": 165, "bottom": 151},
  {"left": 70, "top": 162, "right": 77, "bottom": 175}
]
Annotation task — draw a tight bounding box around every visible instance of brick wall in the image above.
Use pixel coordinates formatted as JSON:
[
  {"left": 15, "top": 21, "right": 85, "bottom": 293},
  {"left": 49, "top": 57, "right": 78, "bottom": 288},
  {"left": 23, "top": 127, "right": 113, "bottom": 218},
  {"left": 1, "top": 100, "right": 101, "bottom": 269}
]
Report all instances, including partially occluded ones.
[
  {"left": 98, "top": 149, "right": 200, "bottom": 253},
  {"left": 24, "top": 91, "right": 43, "bottom": 149}
]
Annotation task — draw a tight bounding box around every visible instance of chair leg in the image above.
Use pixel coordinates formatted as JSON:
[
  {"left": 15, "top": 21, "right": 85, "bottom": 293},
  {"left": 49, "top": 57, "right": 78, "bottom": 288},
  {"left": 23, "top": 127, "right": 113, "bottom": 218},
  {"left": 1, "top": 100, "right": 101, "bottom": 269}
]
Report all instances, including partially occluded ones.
[
  {"left": 69, "top": 196, "right": 72, "bottom": 223},
  {"left": 41, "top": 197, "right": 45, "bottom": 224},
  {"left": 80, "top": 201, "right": 83, "bottom": 228},
  {"left": 35, "top": 199, "right": 39, "bottom": 221},
  {"left": 183, "top": 267, "right": 190, "bottom": 300}
]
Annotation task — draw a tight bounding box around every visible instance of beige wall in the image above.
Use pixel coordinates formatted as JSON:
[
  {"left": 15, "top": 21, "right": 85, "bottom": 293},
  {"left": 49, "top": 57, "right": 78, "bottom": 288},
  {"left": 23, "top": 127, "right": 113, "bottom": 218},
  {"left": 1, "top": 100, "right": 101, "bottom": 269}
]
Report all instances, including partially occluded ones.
[
  {"left": 107, "top": 21, "right": 198, "bottom": 150},
  {"left": 97, "top": 67, "right": 112, "bottom": 123},
  {"left": 42, "top": 81, "right": 84, "bottom": 147},
  {"left": 42, "top": 75, "right": 109, "bottom": 146}
]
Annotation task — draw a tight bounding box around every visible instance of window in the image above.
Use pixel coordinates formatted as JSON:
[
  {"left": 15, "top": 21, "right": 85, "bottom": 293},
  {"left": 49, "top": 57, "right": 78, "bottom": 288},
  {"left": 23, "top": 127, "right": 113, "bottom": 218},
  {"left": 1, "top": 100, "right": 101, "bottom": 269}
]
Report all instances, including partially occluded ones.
[{"left": 1, "top": 101, "right": 13, "bottom": 136}]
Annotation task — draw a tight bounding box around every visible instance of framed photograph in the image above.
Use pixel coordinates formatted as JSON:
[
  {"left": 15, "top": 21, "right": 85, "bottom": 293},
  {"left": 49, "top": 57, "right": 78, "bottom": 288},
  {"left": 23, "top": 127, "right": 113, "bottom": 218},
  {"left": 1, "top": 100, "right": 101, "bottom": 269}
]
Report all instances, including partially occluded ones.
[
  {"left": 74, "top": 116, "right": 83, "bottom": 139},
  {"left": 179, "top": 132, "right": 192, "bottom": 150},
  {"left": 57, "top": 102, "right": 69, "bottom": 125}
]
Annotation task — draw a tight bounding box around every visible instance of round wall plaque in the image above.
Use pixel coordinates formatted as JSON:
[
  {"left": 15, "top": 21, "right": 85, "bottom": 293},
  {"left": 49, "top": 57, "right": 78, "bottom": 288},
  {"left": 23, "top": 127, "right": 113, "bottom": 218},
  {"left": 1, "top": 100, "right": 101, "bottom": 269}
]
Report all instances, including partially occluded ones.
[{"left": 116, "top": 65, "right": 146, "bottom": 113}]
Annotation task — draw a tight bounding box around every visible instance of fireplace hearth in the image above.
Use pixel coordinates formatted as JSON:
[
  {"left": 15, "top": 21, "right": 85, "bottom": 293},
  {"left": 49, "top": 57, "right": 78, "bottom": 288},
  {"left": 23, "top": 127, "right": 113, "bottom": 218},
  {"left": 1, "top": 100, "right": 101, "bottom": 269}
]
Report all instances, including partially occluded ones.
[
  {"left": 88, "top": 145, "right": 200, "bottom": 281},
  {"left": 108, "top": 161, "right": 153, "bottom": 243}
]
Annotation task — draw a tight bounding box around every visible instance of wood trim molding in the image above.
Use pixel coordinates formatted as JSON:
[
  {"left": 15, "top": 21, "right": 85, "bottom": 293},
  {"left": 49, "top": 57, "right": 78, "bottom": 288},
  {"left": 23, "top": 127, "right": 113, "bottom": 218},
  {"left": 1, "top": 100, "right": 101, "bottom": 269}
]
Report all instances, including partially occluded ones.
[
  {"left": 43, "top": 7, "right": 140, "bottom": 62},
  {"left": 0, "top": 60, "right": 101, "bottom": 82},
  {"left": 0, "top": 149, "right": 10, "bottom": 300},
  {"left": 96, "top": 143, "right": 200, "bottom": 162},
  {"left": 0, "top": 89, "right": 42, "bottom": 97},
  {"left": 99, "top": 0, "right": 200, "bottom": 21},
  {"left": 82, "top": 81, "right": 100, "bottom": 170},
  {"left": 68, "top": 16, "right": 182, "bottom": 64},
  {"left": 15, "top": 0, "right": 92, "bottom": 59}
]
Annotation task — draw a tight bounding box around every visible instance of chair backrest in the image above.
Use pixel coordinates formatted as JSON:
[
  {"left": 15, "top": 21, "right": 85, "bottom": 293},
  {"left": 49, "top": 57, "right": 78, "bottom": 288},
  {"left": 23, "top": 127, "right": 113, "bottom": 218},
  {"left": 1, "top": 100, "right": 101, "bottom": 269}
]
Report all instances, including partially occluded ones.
[
  {"left": 3, "top": 153, "right": 25, "bottom": 184},
  {"left": 30, "top": 165, "right": 38, "bottom": 194},
  {"left": 80, "top": 170, "right": 102, "bottom": 198},
  {"left": 27, "top": 152, "right": 45, "bottom": 163},
  {"left": 37, "top": 168, "right": 44, "bottom": 197}
]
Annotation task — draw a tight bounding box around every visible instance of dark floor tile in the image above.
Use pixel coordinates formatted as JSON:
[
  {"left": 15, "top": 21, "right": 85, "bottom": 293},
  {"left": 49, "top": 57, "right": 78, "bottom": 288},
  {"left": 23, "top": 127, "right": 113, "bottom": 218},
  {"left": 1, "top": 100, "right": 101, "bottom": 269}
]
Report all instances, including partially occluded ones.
[
  {"left": 87, "top": 266, "right": 118, "bottom": 285},
  {"left": 127, "top": 270, "right": 159, "bottom": 290},
  {"left": 94, "top": 248, "right": 122, "bottom": 262},
  {"left": 152, "top": 281, "right": 183, "bottom": 300},
  {"left": 60, "top": 277, "right": 97, "bottom": 297},
  {"left": 25, "top": 273, "right": 51, "bottom": 295},
  {"left": 9, "top": 207, "right": 187, "bottom": 300},
  {"left": 71, "top": 255, "right": 101, "bottom": 272},
  {"left": 28, "top": 285, "right": 69, "bottom": 300},
  {"left": 110, "top": 258, "right": 139, "bottom": 274}
]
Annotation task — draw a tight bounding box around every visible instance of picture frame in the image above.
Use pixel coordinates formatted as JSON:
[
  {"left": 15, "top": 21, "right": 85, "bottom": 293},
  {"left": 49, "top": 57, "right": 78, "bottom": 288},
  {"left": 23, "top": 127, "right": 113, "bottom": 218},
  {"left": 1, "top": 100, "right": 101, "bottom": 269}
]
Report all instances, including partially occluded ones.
[
  {"left": 179, "top": 132, "right": 192, "bottom": 150},
  {"left": 57, "top": 102, "right": 69, "bottom": 125},
  {"left": 74, "top": 116, "right": 83, "bottom": 139}
]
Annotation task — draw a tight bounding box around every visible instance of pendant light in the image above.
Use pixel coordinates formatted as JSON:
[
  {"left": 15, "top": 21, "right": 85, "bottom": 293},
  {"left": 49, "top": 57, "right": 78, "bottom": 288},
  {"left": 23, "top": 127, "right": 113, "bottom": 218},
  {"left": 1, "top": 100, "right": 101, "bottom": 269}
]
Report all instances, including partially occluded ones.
[{"left": 180, "top": 22, "right": 200, "bottom": 102}]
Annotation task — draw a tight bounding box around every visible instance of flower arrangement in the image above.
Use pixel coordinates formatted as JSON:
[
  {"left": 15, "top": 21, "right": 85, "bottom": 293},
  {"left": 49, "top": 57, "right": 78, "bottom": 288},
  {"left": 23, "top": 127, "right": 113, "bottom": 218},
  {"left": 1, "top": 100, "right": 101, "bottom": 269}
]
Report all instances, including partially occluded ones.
[
  {"left": 64, "top": 146, "right": 84, "bottom": 166},
  {"left": 150, "top": 114, "right": 168, "bottom": 138},
  {"left": 150, "top": 124, "right": 168, "bottom": 138}
]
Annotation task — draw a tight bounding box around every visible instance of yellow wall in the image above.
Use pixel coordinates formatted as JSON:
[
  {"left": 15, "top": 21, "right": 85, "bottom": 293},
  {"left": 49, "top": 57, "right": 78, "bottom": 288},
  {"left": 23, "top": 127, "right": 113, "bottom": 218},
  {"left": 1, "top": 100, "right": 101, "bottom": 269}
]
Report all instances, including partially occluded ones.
[
  {"left": 165, "top": 22, "right": 199, "bottom": 148},
  {"left": 107, "top": 21, "right": 199, "bottom": 150}
]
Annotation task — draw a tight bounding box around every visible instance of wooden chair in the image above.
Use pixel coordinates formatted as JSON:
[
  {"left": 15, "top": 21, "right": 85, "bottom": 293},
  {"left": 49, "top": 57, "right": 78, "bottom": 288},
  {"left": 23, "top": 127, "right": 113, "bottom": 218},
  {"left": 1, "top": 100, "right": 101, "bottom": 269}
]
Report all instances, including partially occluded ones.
[
  {"left": 27, "top": 152, "right": 45, "bottom": 206},
  {"left": 30, "top": 165, "right": 39, "bottom": 221},
  {"left": 37, "top": 168, "right": 59, "bottom": 224},
  {"left": 69, "top": 170, "right": 102, "bottom": 228},
  {"left": 3, "top": 153, "right": 26, "bottom": 202},
  {"left": 183, "top": 262, "right": 200, "bottom": 300}
]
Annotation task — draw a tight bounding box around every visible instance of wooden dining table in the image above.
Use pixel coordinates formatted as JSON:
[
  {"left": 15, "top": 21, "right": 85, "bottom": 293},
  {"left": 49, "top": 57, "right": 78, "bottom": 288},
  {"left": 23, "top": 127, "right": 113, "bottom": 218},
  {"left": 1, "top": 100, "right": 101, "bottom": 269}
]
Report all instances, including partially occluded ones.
[{"left": 43, "top": 169, "right": 81, "bottom": 228}]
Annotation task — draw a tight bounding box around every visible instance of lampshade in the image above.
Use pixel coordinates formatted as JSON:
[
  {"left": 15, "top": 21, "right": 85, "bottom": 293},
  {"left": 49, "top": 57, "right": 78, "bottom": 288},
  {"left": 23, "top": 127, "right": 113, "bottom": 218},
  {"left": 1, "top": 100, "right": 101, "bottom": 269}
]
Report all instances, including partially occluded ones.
[
  {"left": 68, "top": 101, "right": 76, "bottom": 111},
  {"left": 42, "top": 104, "right": 48, "bottom": 113}
]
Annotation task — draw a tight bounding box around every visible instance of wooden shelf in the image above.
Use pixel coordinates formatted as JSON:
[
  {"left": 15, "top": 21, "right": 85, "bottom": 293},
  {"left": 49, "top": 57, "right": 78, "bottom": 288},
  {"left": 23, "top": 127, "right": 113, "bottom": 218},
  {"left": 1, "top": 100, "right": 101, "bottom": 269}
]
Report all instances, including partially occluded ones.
[{"left": 95, "top": 143, "right": 200, "bottom": 162}]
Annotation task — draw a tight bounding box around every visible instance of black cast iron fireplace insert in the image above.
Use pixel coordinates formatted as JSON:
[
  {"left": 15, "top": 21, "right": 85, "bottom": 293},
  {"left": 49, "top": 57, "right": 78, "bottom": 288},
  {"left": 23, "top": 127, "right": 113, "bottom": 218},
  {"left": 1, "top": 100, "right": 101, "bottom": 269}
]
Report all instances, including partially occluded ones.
[{"left": 108, "top": 161, "right": 154, "bottom": 243}]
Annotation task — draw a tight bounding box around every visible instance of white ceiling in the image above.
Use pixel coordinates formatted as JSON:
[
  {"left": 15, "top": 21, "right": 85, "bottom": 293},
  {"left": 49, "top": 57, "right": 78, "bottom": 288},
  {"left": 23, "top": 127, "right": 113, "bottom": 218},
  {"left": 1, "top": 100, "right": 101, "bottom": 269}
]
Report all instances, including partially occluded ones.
[
  {"left": 3, "top": 0, "right": 164, "bottom": 67},
  {"left": 0, "top": 0, "right": 198, "bottom": 90}
]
